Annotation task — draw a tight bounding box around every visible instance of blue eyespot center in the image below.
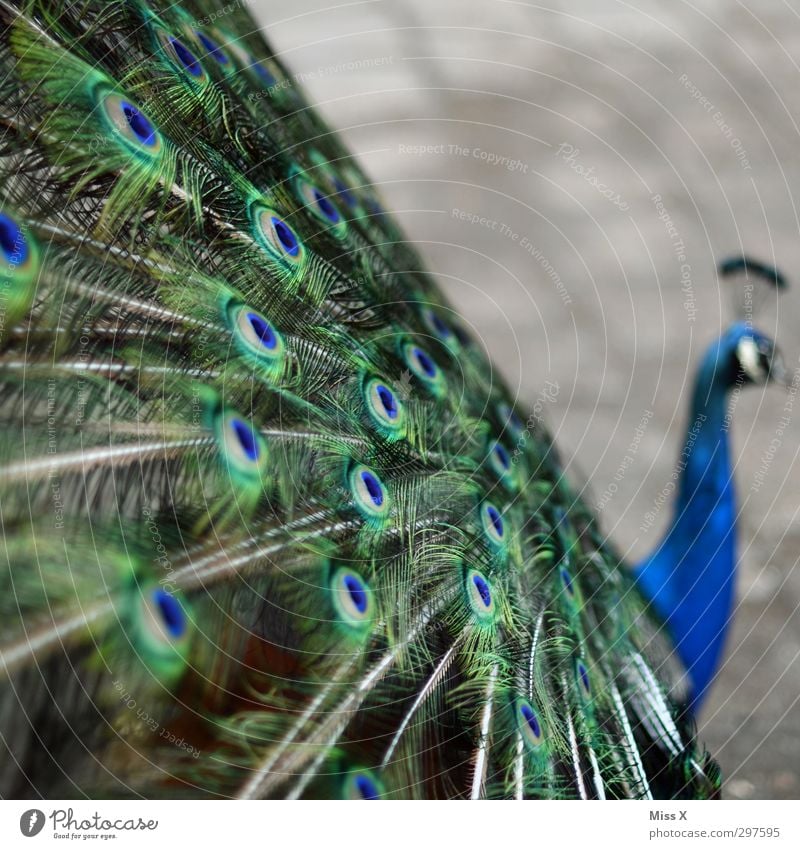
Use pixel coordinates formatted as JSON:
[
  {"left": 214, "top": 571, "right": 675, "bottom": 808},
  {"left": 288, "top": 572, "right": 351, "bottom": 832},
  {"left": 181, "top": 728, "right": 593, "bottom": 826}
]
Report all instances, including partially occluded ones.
[
  {"left": 578, "top": 661, "right": 591, "bottom": 694},
  {"left": 354, "top": 774, "right": 379, "bottom": 800},
  {"left": 333, "top": 178, "right": 357, "bottom": 209},
  {"left": 272, "top": 216, "right": 300, "bottom": 257},
  {"left": 493, "top": 442, "right": 511, "bottom": 471},
  {"left": 360, "top": 470, "right": 384, "bottom": 507},
  {"left": 121, "top": 101, "right": 156, "bottom": 146},
  {"left": 376, "top": 385, "right": 398, "bottom": 419},
  {"left": 560, "top": 567, "right": 574, "bottom": 595},
  {"left": 251, "top": 56, "right": 276, "bottom": 85},
  {"left": 343, "top": 574, "right": 368, "bottom": 614},
  {"left": 169, "top": 37, "right": 202, "bottom": 76},
  {"left": 231, "top": 417, "right": 260, "bottom": 461},
  {"left": 246, "top": 312, "right": 277, "bottom": 349},
  {"left": 414, "top": 347, "right": 437, "bottom": 378},
  {"left": 313, "top": 188, "right": 341, "bottom": 223},
  {"left": 196, "top": 31, "right": 229, "bottom": 64},
  {"left": 486, "top": 505, "right": 504, "bottom": 538},
  {"left": 153, "top": 589, "right": 186, "bottom": 638},
  {"left": 0, "top": 213, "right": 27, "bottom": 265},
  {"left": 472, "top": 573, "right": 492, "bottom": 608},
  {"left": 520, "top": 703, "right": 540, "bottom": 738},
  {"left": 431, "top": 313, "right": 451, "bottom": 338}
]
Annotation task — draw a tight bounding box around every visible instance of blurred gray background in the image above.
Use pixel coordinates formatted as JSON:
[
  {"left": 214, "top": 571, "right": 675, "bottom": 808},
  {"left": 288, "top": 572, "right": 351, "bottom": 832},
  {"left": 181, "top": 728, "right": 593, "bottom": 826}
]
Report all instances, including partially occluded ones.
[{"left": 253, "top": 0, "right": 800, "bottom": 798}]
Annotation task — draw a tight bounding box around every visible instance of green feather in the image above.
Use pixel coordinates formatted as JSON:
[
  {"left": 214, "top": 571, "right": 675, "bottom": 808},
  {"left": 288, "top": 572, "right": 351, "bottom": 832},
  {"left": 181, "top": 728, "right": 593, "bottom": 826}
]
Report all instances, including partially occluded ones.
[{"left": 0, "top": 0, "right": 720, "bottom": 800}]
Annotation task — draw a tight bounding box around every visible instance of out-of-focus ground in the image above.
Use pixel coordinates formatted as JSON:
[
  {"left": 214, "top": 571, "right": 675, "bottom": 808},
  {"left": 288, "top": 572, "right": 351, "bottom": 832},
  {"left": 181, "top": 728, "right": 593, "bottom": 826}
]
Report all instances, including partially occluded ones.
[{"left": 253, "top": 0, "right": 800, "bottom": 798}]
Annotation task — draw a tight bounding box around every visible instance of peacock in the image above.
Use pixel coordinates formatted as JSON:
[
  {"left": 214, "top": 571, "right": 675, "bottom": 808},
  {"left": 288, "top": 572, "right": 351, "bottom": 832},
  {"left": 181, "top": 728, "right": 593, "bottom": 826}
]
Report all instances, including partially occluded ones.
[{"left": 0, "top": 0, "right": 785, "bottom": 800}]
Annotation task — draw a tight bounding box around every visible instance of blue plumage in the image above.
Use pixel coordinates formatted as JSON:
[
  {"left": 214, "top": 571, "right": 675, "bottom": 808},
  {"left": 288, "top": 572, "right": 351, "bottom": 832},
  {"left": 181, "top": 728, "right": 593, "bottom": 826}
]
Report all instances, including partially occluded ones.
[{"left": 635, "top": 322, "right": 783, "bottom": 709}]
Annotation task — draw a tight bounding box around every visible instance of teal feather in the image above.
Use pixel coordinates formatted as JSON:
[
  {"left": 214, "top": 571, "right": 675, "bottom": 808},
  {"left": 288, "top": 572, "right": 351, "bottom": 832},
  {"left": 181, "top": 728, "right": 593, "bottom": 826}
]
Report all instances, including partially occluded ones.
[{"left": 0, "top": 0, "right": 723, "bottom": 799}]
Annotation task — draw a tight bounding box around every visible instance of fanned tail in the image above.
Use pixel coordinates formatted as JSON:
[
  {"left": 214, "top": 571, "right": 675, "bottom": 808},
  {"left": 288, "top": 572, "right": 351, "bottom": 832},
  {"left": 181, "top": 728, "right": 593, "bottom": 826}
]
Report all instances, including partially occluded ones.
[{"left": 0, "top": 0, "right": 719, "bottom": 799}]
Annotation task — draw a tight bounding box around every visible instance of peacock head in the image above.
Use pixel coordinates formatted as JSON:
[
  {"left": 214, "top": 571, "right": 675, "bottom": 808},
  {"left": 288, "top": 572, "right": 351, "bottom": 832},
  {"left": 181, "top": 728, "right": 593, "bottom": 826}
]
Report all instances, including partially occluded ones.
[{"left": 726, "top": 322, "right": 786, "bottom": 388}]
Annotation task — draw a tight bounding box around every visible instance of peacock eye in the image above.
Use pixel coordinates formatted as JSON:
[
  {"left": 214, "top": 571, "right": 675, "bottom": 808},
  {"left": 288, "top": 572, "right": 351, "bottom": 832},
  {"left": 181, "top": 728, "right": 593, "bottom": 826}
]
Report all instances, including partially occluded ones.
[
  {"left": 365, "top": 377, "right": 405, "bottom": 435},
  {"left": 138, "top": 586, "right": 191, "bottom": 656},
  {"left": 101, "top": 92, "right": 162, "bottom": 154},
  {"left": 131, "top": 585, "right": 192, "bottom": 683},
  {"left": 250, "top": 56, "right": 277, "bottom": 86},
  {"left": 403, "top": 343, "right": 445, "bottom": 395},
  {"left": 488, "top": 440, "right": 516, "bottom": 488},
  {"left": 498, "top": 401, "right": 526, "bottom": 439},
  {"left": 0, "top": 212, "right": 29, "bottom": 267},
  {"left": 343, "top": 769, "right": 382, "bottom": 800},
  {"left": 296, "top": 178, "right": 343, "bottom": 228},
  {"left": 517, "top": 700, "right": 545, "bottom": 749},
  {"left": 349, "top": 463, "right": 390, "bottom": 520},
  {"left": 491, "top": 441, "right": 511, "bottom": 471},
  {"left": 333, "top": 177, "right": 358, "bottom": 210},
  {"left": 227, "top": 302, "right": 285, "bottom": 365},
  {"left": 252, "top": 206, "right": 303, "bottom": 263},
  {"left": 576, "top": 659, "right": 592, "bottom": 701},
  {"left": 149, "top": 588, "right": 188, "bottom": 639},
  {"left": 331, "top": 567, "right": 373, "bottom": 627},
  {"left": 215, "top": 409, "right": 267, "bottom": 477},
  {"left": 423, "top": 308, "right": 454, "bottom": 342},
  {"left": 466, "top": 567, "right": 496, "bottom": 622},
  {"left": 480, "top": 502, "right": 506, "bottom": 546},
  {"left": 156, "top": 29, "right": 206, "bottom": 80},
  {"left": 195, "top": 31, "right": 230, "bottom": 65}
]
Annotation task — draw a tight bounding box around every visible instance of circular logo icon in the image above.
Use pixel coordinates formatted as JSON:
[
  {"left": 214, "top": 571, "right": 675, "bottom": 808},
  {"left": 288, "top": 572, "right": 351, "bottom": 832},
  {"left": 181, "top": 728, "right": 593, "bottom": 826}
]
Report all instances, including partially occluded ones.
[{"left": 19, "top": 810, "right": 45, "bottom": 837}]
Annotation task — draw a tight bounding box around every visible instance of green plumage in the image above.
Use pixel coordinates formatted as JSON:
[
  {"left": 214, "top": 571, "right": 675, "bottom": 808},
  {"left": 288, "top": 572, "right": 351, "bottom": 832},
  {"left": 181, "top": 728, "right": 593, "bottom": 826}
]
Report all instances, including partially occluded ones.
[{"left": 0, "top": 0, "right": 719, "bottom": 799}]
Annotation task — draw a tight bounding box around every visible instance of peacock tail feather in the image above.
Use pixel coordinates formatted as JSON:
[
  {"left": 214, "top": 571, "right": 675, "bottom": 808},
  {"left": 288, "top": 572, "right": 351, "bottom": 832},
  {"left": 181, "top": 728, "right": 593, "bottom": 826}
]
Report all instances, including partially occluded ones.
[{"left": 0, "top": 0, "right": 720, "bottom": 799}]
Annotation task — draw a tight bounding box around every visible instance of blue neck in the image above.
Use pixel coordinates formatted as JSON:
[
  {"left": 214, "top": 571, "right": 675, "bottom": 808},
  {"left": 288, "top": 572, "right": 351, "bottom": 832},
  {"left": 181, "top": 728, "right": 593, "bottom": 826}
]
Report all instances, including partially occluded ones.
[{"left": 635, "top": 327, "right": 744, "bottom": 711}]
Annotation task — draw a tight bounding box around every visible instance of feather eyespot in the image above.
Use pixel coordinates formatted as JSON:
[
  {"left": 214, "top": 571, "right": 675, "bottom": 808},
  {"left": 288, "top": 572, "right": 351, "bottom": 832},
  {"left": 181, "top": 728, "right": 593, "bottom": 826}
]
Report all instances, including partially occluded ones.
[
  {"left": 349, "top": 464, "right": 390, "bottom": 520},
  {"left": 0, "top": 212, "right": 29, "bottom": 268},
  {"left": 488, "top": 439, "right": 517, "bottom": 489},
  {"left": 422, "top": 308, "right": 455, "bottom": 345},
  {"left": 343, "top": 769, "right": 383, "bottom": 800},
  {"left": 250, "top": 57, "right": 277, "bottom": 86},
  {"left": 150, "top": 588, "right": 187, "bottom": 639},
  {"left": 227, "top": 302, "right": 285, "bottom": 368},
  {"left": 232, "top": 418, "right": 258, "bottom": 460},
  {"left": 135, "top": 586, "right": 192, "bottom": 678},
  {"left": 195, "top": 31, "right": 230, "bottom": 65},
  {"left": 333, "top": 177, "right": 358, "bottom": 210},
  {"left": 331, "top": 567, "right": 373, "bottom": 627},
  {"left": 466, "top": 568, "right": 496, "bottom": 622},
  {"left": 253, "top": 206, "right": 304, "bottom": 264},
  {"left": 156, "top": 30, "right": 206, "bottom": 80},
  {"left": 101, "top": 92, "right": 162, "bottom": 155},
  {"left": 298, "top": 179, "right": 342, "bottom": 224},
  {"left": 215, "top": 409, "right": 267, "bottom": 478},
  {"left": 480, "top": 502, "right": 506, "bottom": 546},
  {"left": 498, "top": 401, "right": 526, "bottom": 439},
  {"left": 517, "top": 700, "right": 545, "bottom": 749},
  {"left": 365, "top": 377, "right": 406, "bottom": 435},
  {"left": 0, "top": 211, "right": 38, "bottom": 326},
  {"left": 560, "top": 567, "right": 576, "bottom": 598},
  {"left": 296, "top": 178, "right": 345, "bottom": 232},
  {"left": 403, "top": 343, "right": 445, "bottom": 395}
]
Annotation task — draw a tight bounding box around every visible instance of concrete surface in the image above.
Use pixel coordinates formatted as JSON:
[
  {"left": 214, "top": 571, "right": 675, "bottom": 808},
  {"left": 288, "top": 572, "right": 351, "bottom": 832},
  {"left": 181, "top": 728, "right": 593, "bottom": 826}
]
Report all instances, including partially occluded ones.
[{"left": 252, "top": 0, "right": 800, "bottom": 798}]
